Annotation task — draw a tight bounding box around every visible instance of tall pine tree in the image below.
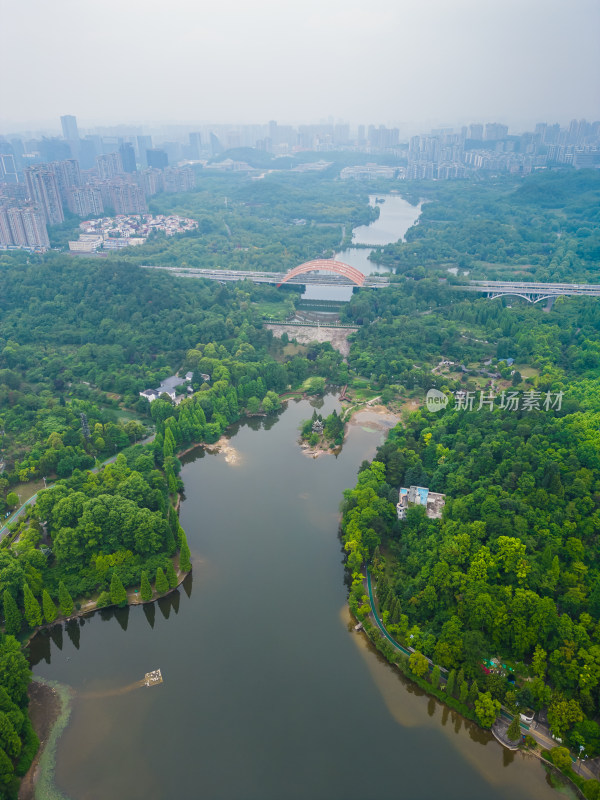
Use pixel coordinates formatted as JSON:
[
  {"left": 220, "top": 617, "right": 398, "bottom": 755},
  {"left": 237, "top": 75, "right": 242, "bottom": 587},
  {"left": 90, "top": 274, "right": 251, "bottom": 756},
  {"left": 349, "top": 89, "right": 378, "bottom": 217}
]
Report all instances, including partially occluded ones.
[
  {"left": 140, "top": 571, "right": 153, "bottom": 602},
  {"left": 3, "top": 590, "right": 21, "bottom": 636},
  {"left": 507, "top": 714, "right": 522, "bottom": 742},
  {"left": 168, "top": 506, "right": 182, "bottom": 547},
  {"left": 42, "top": 589, "right": 58, "bottom": 624},
  {"left": 23, "top": 583, "right": 42, "bottom": 629},
  {"left": 155, "top": 567, "right": 169, "bottom": 595},
  {"left": 179, "top": 531, "right": 191, "bottom": 572},
  {"left": 110, "top": 573, "right": 127, "bottom": 607},
  {"left": 165, "top": 560, "right": 178, "bottom": 589},
  {"left": 58, "top": 581, "right": 74, "bottom": 617},
  {"left": 446, "top": 669, "right": 456, "bottom": 697}
]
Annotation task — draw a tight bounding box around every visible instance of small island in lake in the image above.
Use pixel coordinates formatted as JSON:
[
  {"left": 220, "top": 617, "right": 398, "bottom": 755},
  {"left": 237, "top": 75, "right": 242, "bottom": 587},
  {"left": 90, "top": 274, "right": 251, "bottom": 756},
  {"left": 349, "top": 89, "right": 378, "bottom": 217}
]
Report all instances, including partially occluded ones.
[{"left": 300, "top": 408, "right": 345, "bottom": 456}]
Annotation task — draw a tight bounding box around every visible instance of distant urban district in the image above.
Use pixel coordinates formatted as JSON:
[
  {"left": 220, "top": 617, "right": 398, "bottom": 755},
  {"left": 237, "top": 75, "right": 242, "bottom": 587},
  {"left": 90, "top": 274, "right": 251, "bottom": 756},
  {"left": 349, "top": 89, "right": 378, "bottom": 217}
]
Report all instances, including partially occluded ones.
[{"left": 1, "top": 115, "right": 599, "bottom": 253}]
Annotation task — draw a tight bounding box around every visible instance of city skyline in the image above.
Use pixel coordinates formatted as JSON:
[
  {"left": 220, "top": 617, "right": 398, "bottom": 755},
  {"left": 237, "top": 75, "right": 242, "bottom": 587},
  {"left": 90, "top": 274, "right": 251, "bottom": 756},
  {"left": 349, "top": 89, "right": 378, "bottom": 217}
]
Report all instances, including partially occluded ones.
[{"left": 1, "top": 0, "right": 598, "bottom": 131}]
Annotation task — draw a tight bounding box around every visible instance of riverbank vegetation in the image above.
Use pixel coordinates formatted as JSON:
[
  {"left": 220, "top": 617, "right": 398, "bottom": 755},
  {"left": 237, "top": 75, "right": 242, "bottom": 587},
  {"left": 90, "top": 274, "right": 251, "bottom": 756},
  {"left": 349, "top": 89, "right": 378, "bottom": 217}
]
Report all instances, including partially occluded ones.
[
  {"left": 0, "top": 634, "right": 38, "bottom": 798},
  {"left": 300, "top": 408, "right": 345, "bottom": 450},
  {"left": 369, "top": 169, "right": 600, "bottom": 283},
  {"left": 96, "top": 170, "right": 379, "bottom": 273},
  {"left": 341, "top": 302, "right": 600, "bottom": 777},
  {"left": 2, "top": 165, "right": 600, "bottom": 795},
  {"left": 0, "top": 448, "right": 190, "bottom": 633}
]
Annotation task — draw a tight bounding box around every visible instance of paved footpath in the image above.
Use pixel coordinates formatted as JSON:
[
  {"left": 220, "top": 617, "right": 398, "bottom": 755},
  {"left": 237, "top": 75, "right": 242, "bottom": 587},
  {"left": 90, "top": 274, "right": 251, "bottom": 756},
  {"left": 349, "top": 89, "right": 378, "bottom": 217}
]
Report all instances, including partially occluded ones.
[
  {"left": 363, "top": 567, "right": 597, "bottom": 781},
  {"left": 0, "top": 435, "right": 155, "bottom": 540}
]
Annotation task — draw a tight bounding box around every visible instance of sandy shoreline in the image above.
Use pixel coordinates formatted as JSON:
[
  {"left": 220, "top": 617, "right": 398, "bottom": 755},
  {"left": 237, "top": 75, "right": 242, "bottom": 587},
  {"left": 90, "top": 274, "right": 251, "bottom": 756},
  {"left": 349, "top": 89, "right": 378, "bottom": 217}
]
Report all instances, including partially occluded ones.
[{"left": 300, "top": 403, "right": 400, "bottom": 458}]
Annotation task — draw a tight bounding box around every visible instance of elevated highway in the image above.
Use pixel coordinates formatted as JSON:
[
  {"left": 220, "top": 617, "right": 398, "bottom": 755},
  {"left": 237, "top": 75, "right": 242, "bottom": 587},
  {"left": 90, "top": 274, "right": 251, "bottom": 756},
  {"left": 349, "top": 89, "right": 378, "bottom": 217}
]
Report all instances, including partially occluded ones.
[
  {"left": 140, "top": 264, "right": 390, "bottom": 288},
  {"left": 456, "top": 280, "right": 600, "bottom": 303},
  {"left": 141, "top": 263, "right": 600, "bottom": 302}
]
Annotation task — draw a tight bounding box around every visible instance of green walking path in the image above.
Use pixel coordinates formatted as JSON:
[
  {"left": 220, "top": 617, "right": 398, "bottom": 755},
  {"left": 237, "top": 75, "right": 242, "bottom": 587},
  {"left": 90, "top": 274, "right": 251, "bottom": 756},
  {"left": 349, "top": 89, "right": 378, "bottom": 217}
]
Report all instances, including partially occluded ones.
[{"left": 365, "top": 567, "right": 413, "bottom": 657}]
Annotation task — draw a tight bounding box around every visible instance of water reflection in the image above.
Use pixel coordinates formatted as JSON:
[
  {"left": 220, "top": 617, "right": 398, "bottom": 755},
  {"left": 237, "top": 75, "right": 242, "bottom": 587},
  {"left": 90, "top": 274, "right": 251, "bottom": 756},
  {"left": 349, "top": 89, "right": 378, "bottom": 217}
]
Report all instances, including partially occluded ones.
[
  {"left": 157, "top": 595, "right": 171, "bottom": 620},
  {"left": 29, "top": 584, "right": 190, "bottom": 668},
  {"left": 49, "top": 623, "right": 63, "bottom": 651},
  {"left": 182, "top": 571, "right": 193, "bottom": 599},
  {"left": 30, "top": 629, "right": 51, "bottom": 666},
  {"left": 113, "top": 606, "right": 130, "bottom": 632},
  {"left": 65, "top": 618, "right": 81, "bottom": 650},
  {"left": 142, "top": 602, "right": 155, "bottom": 629}
]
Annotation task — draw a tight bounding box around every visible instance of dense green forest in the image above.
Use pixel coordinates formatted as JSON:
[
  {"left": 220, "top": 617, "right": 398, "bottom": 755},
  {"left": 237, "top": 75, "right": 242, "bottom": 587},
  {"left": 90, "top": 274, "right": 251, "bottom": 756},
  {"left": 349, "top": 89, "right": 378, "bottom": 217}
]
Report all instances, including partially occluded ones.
[
  {"left": 2, "top": 166, "right": 600, "bottom": 796},
  {"left": 106, "top": 171, "right": 378, "bottom": 272},
  {"left": 369, "top": 169, "right": 600, "bottom": 283},
  {"left": 0, "top": 634, "right": 37, "bottom": 798},
  {"left": 341, "top": 277, "right": 600, "bottom": 392},
  {"left": 0, "top": 258, "right": 306, "bottom": 506},
  {"left": 342, "top": 314, "right": 600, "bottom": 760}
]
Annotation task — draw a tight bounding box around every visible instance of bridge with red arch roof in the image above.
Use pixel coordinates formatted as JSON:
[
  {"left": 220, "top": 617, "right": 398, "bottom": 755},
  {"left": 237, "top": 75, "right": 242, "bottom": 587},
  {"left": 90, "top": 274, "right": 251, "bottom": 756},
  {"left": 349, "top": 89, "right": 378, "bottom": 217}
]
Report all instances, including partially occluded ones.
[
  {"left": 141, "top": 260, "right": 390, "bottom": 288},
  {"left": 139, "top": 265, "right": 600, "bottom": 303},
  {"left": 276, "top": 259, "right": 367, "bottom": 287}
]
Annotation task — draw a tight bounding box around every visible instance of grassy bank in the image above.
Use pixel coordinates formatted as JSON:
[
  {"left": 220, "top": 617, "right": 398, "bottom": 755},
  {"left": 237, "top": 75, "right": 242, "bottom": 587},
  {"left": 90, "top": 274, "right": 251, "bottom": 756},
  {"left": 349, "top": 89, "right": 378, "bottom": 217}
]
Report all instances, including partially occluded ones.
[{"left": 29, "top": 678, "right": 73, "bottom": 800}]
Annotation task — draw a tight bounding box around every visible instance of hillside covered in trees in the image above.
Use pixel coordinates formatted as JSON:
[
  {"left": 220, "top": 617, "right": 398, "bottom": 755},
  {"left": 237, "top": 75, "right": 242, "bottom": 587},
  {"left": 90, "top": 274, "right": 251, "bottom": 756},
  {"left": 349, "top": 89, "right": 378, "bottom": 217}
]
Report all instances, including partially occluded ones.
[
  {"left": 2, "top": 166, "right": 600, "bottom": 795},
  {"left": 342, "top": 304, "right": 600, "bottom": 758},
  {"left": 371, "top": 169, "right": 600, "bottom": 282}
]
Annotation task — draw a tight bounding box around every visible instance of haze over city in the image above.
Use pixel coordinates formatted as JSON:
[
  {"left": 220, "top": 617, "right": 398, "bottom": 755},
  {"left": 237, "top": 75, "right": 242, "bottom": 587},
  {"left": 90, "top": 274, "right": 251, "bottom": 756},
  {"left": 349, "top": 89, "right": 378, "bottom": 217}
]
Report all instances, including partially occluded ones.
[{"left": 2, "top": 0, "right": 599, "bottom": 133}]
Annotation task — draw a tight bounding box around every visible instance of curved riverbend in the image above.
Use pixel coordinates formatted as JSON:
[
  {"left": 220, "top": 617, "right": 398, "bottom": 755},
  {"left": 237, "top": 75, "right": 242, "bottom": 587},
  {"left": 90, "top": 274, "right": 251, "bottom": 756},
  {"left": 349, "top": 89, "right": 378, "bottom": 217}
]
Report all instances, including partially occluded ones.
[{"left": 29, "top": 396, "right": 563, "bottom": 800}]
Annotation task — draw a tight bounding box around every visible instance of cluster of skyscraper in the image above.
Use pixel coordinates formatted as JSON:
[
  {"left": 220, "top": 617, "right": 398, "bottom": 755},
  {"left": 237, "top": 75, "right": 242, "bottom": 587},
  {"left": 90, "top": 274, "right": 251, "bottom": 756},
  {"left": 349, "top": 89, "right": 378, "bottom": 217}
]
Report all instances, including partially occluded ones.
[
  {"left": 405, "top": 119, "right": 600, "bottom": 180},
  {"left": 1, "top": 115, "right": 599, "bottom": 252},
  {"left": 0, "top": 115, "right": 195, "bottom": 251}
]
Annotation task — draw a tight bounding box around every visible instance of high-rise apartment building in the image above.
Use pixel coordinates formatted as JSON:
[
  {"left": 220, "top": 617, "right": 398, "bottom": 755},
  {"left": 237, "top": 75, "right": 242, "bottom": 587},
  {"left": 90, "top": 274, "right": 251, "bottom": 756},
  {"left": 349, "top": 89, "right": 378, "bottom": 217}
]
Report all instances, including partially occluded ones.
[
  {"left": 469, "top": 124, "right": 484, "bottom": 140},
  {"left": 119, "top": 142, "right": 137, "bottom": 173},
  {"left": 79, "top": 136, "right": 102, "bottom": 169},
  {"left": 109, "top": 181, "right": 147, "bottom": 214},
  {"left": 52, "top": 159, "right": 81, "bottom": 203},
  {"left": 188, "top": 132, "right": 202, "bottom": 159},
  {"left": 6, "top": 207, "right": 27, "bottom": 246},
  {"left": 21, "top": 206, "right": 50, "bottom": 248},
  {"left": 136, "top": 135, "right": 153, "bottom": 167},
  {"left": 0, "top": 204, "right": 49, "bottom": 249},
  {"left": 146, "top": 148, "right": 169, "bottom": 169},
  {"left": 139, "top": 168, "right": 163, "bottom": 197},
  {"left": 485, "top": 123, "right": 509, "bottom": 141},
  {"left": 96, "top": 152, "right": 123, "bottom": 180},
  {"left": 209, "top": 133, "right": 222, "bottom": 156},
  {"left": 0, "top": 154, "right": 18, "bottom": 183},
  {"left": 66, "top": 186, "right": 104, "bottom": 217},
  {"left": 38, "top": 137, "right": 72, "bottom": 163},
  {"left": 162, "top": 166, "right": 195, "bottom": 193},
  {"left": 0, "top": 207, "right": 14, "bottom": 245},
  {"left": 60, "top": 115, "right": 79, "bottom": 142},
  {"left": 24, "top": 166, "right": 64, "bottom": 225}
]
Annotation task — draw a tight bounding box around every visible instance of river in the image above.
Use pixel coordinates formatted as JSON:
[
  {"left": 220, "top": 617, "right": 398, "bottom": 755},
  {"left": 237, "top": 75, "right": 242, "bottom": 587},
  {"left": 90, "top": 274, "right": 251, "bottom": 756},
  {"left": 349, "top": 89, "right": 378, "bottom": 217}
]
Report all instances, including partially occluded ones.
[
  {"left": 30, "top": 395, "right": 562, "bottom": 800},
  {"left": 302, "top": 193, "right": 421, "bottom": 302}
]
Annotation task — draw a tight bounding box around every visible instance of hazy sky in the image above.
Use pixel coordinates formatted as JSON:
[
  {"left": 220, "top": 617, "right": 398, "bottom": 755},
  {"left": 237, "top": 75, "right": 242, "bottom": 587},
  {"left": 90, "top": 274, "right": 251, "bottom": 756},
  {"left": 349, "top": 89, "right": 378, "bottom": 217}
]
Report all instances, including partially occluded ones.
[{"left": 2, "top": 0, "right": 599, "bottom": 133}]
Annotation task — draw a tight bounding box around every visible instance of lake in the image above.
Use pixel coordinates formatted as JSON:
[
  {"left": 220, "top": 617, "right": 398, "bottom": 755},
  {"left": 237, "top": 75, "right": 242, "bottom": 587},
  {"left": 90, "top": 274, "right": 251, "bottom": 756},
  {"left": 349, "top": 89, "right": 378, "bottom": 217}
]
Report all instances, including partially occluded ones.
[{"left": 30, "top": 395, "right": 562, "bottom": 800}]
